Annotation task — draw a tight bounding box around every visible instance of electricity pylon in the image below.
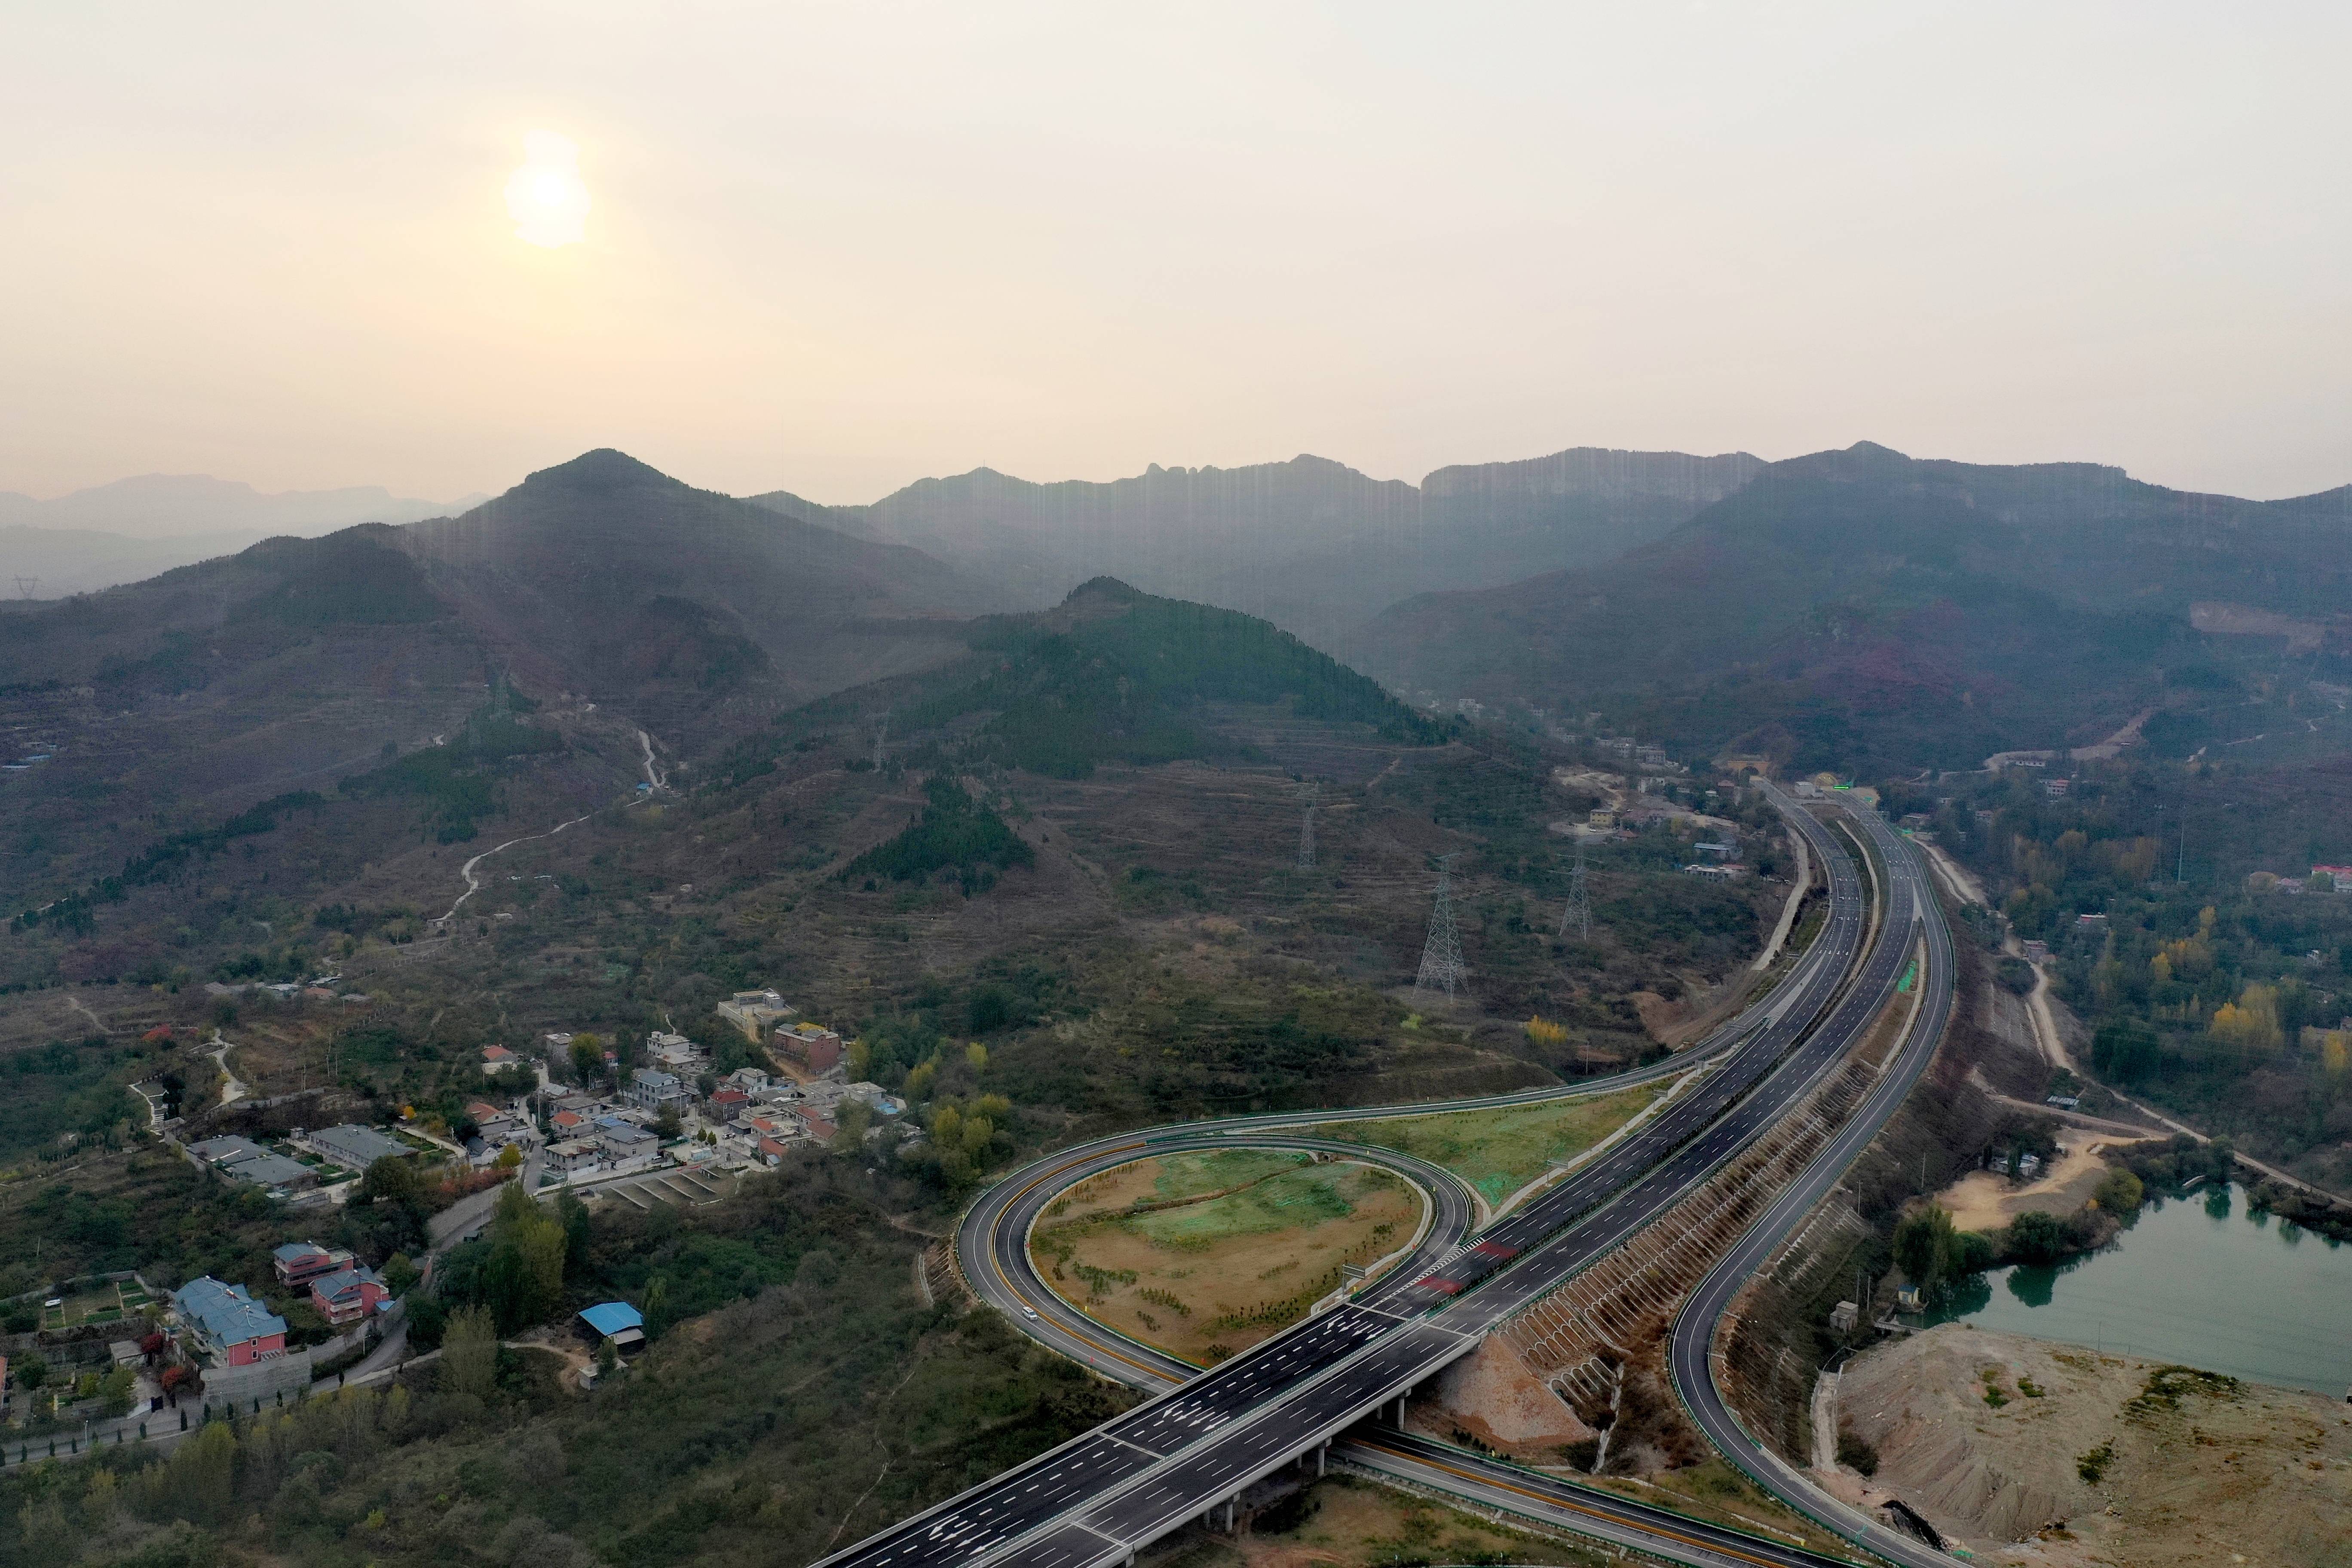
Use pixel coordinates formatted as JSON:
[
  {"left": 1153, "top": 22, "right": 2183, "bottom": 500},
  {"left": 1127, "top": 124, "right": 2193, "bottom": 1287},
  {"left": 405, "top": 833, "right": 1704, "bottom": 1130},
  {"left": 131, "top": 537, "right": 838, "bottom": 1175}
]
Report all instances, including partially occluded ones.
[
  {"left": 1559, "top": 843, "right": 1592, "bottom": 941},
  {"left": 1296, "top": 783, "right": 1319, "bottom": 870},
  {"left": 872, "top": 712, "right": 889, "bottom": 769},
  {"left": 1414, "top": 853, "right": 1467, "bottom": 998}
]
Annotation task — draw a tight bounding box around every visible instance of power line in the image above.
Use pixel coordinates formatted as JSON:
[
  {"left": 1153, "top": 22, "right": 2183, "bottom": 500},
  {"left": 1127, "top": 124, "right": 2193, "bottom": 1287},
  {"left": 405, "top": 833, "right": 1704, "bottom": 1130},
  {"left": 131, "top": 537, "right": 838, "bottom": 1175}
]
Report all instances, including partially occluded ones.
[
  {"left": 1414, "top": 853, "right": 1467, "bottom": 999},
  {"left": 1559, "top": 842, "right": 1592, "bottom": 941}
]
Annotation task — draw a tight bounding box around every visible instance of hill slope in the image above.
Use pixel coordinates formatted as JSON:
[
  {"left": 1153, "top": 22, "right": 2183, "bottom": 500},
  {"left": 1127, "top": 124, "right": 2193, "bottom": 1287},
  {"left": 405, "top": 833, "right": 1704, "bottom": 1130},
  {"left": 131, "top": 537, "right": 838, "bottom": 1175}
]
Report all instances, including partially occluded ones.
[
  {"left": 752, "top": 445, "right": 1761, "bottom": 647},
  {"left": 1355, "top": 442, "right": 2352, "bottom": 772},
  {"left": 0, "top": 450, "right": 1014, "bottom": 897}
]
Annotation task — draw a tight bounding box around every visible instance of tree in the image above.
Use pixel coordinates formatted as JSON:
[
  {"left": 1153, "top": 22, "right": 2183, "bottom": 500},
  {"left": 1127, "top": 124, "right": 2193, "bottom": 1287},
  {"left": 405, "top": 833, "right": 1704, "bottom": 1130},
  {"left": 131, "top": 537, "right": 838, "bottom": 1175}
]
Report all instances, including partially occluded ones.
[
  {"left": 496, "top": 1141, "right": 524, "bottom": 1170},
  {"left": 1893, "top": 1204, "right": 1958, "bottom": 1290},
  {"left": 14, "top": 1352, "right": 48, "bottom": 1391},
  {"left": 2092, "top": 1017, "right": 2160, "bottom": 1084},
  {"left": 356, "top": 1152, "right": 421, "bottom": 1207},
  {"left": 596, "top": 1336, "right": 618, "bottom": 1379},
  {"left": 653, "top": 1106, "right": 682, "bottom": 1142},
  {"left": 2093, "top": 1167, "right": 2144, "bottom": 1213},
  {"left": 2006, "top": 1209, "right": 2067, "bottom": 1265},
  {"left": 440, "top": 1305, "right": 499, "bottom": 1400},
  {"left": 98, "top": 1364, "right": 136, "bottom": 1417},
  {"left": 570, "top": 1032, "right": 604, "bottom": 1086}
]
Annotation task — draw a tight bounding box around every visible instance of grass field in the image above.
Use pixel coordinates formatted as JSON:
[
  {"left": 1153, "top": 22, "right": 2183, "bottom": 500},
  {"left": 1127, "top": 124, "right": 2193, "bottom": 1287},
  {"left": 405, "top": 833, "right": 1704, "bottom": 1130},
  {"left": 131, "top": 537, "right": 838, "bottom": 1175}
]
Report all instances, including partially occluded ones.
[
  {"left": 1032, "top": 1151, "right": 1421, "bottom": 1366},
  {"left": 1304, "top": 1083, "right": 1665, "bottom": 1210}
]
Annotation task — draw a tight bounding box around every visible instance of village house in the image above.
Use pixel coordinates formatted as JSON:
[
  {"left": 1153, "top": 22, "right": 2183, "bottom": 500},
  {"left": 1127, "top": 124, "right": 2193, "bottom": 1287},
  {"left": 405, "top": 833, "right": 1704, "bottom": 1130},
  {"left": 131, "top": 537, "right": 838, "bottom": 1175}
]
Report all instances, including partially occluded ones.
[
  {"left": 596, "top": 1121, "right": 660, "bottom": 1170},
  {"left": 271, "top": 1241, "right": 355, "bottom": 1288},
  {"left": 303, "top": 1124, "right": 415, "bottom": 1171},
  {"left": 190, "top": 1135, "right": 320, "bottom": 1193},
  {"left": 625, "top": 1067, "right": 694, "bottom": 1114},
  {"left": 644, "top": 1031, "right": 703, "bottom": 1071},
  {"left": 172, "top": 1277, "right": 288, "bottom": 1366},
  {"left": 774, "top": 1021, "right": 845, "bottom": 1075},
  {"left": 309, "top": 1263, "right": 389, "bottom": 1326},
  {"left": 715, "top": 989, "right": 793, "bottom": 1042},
  {"left": 546, "top": 1139, "right": 603, "bottom": 1178},
  {"left": 481, "top": 1044, "right": 519, "bottom": 1077}
]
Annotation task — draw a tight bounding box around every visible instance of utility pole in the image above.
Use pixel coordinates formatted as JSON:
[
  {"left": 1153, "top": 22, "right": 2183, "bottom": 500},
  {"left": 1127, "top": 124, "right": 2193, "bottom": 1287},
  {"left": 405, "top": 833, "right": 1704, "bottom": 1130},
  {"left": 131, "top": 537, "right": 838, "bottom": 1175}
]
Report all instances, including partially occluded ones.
[
  {"left": 1296, "top": 783, "right": 1318, "bottom": 870},
  {"left": 1414, "top": 854, "right": 1467, "bottom": 999},
  {"left": 1559, "top": 842, "right": 1592, "bottom": 941}
]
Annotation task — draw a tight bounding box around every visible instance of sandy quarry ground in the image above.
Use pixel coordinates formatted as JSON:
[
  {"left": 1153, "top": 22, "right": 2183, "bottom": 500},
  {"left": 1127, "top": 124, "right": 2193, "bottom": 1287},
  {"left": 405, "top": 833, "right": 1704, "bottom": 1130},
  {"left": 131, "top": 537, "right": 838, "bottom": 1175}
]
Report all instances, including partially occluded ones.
[
  {"left": 1034, "top": 1151, "right": 1421, "bottom": 1366},
  {"left": 1825, "top": 1323, "right": 2352, "bottom": 1567},
  {"left": 1936, "top": 1135, "right": 2148, "bottom": 1231}
]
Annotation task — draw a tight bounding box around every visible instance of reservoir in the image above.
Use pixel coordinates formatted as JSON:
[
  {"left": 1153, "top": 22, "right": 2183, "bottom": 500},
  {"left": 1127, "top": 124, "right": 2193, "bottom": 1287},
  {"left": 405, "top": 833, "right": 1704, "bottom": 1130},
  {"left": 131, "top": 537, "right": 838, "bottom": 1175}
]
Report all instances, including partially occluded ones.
[{"left": 1928, "top": 1182, "right": 2352, "bottom": 1395}]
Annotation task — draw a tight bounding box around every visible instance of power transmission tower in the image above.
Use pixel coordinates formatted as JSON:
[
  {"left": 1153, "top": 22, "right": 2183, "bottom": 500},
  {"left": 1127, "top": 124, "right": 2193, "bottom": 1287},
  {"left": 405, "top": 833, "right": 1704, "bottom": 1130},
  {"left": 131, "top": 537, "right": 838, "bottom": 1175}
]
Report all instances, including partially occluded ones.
[
  {"left": 1414, "top": 853, "right": 1467, "bottom": 999},
  {"left": 12, "top": 576, "right": 38, "bottom": 600},
  {"left": 872, "top": 712, "right": 889, "bottom": 769},
  {"left": 1296, "top": 783, "right": 1319, "bottom": 870},
  {"left": 1559, "top": 843, "right": 1592, "bottom": 941}
]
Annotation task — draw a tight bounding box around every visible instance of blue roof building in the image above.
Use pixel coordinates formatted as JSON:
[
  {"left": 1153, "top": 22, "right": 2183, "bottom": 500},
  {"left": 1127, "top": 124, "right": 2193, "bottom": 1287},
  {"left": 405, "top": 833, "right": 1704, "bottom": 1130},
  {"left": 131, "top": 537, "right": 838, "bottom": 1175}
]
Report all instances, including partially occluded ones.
[
  {"left": 579, "top": 1301, "right": 646, "bottom": 1347},
  {"left": 172, "top": 1276, "right": 288, "bottom": 1364}
]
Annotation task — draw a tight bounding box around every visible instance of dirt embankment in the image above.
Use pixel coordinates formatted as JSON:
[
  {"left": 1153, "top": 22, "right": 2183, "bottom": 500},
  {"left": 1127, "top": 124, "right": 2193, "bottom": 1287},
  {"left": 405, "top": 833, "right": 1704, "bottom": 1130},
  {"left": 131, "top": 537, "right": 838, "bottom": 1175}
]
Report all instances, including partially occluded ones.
[{"left": 1831, "top": 1324, "right": 2352, "bottom": 1567}]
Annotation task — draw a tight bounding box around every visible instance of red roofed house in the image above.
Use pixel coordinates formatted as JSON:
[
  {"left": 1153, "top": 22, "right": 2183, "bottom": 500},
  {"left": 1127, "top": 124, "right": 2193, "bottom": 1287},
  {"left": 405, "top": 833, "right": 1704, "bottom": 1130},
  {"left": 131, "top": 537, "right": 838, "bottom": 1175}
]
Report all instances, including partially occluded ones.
[
  {"left": 551, "top": 1109, "right": 587, "bottom": 1134},
  {"left": 709, "top": 1087, "right": 750, "bottom": 1112},
  {"left": 756, "top": 1136, "right": 791, "bottom": 1164},
  {"left": 794, "top": 1108, "right": 837, "bottom": 1143},
  {"left": 481, "top": 1044, "right": 518, "bottom": 1078}
]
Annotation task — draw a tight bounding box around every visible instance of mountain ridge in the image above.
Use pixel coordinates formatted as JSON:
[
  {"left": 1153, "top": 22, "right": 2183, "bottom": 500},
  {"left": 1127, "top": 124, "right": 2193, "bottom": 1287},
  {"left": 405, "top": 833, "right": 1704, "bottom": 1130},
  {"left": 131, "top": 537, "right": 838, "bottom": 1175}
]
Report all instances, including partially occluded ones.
[
  {"left": 749, "top": 444, "right": 1764, "bottom": 647},
  {"left": 1354, "top": 441, "right": 2352, "bottom": 772}
]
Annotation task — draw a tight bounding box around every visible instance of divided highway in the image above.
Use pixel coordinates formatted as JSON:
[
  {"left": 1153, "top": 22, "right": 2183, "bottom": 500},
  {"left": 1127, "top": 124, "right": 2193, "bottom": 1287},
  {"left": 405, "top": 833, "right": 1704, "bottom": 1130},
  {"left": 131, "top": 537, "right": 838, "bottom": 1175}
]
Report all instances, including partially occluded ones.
[
  {"left": 818, "top": 787, "right": 1956, "bottom": 1568},
  {"left": 1666, "top": 802, "right": 1960, "bottom": 1568}
]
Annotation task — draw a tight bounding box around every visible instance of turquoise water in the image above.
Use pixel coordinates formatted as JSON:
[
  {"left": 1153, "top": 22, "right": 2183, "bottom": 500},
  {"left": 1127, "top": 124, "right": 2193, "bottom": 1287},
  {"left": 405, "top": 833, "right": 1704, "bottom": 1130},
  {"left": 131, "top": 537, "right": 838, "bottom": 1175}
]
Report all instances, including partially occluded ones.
[{"left": 1926, "top": 1182, "right": 2352, "bottom": 1395}]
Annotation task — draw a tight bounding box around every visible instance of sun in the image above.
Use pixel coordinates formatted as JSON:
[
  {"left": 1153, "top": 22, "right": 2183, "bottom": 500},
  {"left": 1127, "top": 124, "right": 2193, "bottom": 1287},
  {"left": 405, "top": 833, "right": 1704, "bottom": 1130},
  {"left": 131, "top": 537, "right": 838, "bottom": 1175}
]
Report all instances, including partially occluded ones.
[{"left": 505, "top": 130, "right": 590, "bottom": 248}]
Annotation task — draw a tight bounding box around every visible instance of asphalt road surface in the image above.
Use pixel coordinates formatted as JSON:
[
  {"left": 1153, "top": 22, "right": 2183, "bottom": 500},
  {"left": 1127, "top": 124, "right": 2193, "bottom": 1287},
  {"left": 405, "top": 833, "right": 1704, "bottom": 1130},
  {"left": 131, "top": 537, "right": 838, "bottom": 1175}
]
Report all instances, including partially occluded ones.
[
  {"left": 821, "top": 788, "right": 1954, "bottom": 1568},
  {"left": 1666, "top": 802, "right": 1961, "bottom": 1568}
]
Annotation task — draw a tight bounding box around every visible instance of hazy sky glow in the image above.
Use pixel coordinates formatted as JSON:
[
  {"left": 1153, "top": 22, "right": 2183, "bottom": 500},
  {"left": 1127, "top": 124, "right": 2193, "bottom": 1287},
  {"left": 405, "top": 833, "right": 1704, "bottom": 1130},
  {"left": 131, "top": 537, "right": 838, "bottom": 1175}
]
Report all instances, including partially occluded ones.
[{"left": 3, "top": 2, "right": 2347, "bottom": 504}]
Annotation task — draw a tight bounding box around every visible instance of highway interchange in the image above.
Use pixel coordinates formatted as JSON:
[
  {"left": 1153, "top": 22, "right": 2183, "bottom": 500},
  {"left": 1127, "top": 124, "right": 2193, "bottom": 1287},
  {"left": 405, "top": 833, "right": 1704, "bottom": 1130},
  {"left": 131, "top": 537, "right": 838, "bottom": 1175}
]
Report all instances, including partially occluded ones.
[{"left": 819, "top": 784, "right": 1959, "bottom": 1568}]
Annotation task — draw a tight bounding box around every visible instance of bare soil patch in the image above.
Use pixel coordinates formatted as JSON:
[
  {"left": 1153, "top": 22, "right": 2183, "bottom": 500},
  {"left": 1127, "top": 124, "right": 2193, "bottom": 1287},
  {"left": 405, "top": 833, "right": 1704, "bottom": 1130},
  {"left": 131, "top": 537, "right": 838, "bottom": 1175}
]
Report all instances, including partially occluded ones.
[
  {"left": 1937, "top": 1133, "right": 2147, "bottom": 1232},
  {"left": 1835, "top": 1323, "right": 2352, "bottom": 1566}
]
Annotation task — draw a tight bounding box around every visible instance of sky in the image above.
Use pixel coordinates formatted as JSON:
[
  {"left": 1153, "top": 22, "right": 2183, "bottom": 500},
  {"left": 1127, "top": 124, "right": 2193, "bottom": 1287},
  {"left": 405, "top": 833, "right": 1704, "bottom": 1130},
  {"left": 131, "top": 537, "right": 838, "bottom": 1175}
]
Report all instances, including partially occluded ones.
[{"left": 4, "top": 2, "right": 2348, "bottom": 507}]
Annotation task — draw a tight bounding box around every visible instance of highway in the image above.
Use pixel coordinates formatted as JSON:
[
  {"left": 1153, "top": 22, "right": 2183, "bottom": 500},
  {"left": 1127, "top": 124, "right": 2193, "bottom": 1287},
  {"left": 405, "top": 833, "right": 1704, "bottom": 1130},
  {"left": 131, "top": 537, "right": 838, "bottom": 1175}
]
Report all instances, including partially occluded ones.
[
  {"left": 818, "top": 785, "right": 1954, "bottom": 1568},
  {"left": 1666, "top": 802, "right": 1960, "bottom": 1568}
]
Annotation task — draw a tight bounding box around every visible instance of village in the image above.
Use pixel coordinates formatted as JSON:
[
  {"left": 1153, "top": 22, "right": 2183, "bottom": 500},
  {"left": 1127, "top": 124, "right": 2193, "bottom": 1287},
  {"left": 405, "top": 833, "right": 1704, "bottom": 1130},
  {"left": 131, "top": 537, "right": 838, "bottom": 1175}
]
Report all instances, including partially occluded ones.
[{"left": 0, "top": 990, "right": 908, "bottom": 1466}]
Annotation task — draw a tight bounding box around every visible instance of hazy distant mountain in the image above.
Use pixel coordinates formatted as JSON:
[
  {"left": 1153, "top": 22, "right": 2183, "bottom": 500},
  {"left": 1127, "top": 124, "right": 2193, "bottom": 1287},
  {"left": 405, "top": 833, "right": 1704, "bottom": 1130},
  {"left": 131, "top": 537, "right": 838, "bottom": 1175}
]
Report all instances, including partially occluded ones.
[
  {"left": 0, "top": 473, "right": 478, "bottom": 539},
  {"left": 0, "top": 525, "right": 269, "bottom": 599},
  {"left": 1355, "top": 441, "right": 2352, "bottom": 772},
  {"left": 750, "top": 445, "right": 1762, "bottom": 647},
  {"left": 0, "top": 473, "right": 486, "bottom": 597}
]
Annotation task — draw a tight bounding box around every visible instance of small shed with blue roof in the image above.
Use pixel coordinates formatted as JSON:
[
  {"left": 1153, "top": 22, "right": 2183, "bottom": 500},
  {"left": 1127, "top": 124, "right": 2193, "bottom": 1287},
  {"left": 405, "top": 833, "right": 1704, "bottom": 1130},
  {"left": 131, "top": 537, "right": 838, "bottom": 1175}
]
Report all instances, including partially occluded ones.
[{"left": 577, "top": 1301, "right": 645, "bottom": 1349}]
